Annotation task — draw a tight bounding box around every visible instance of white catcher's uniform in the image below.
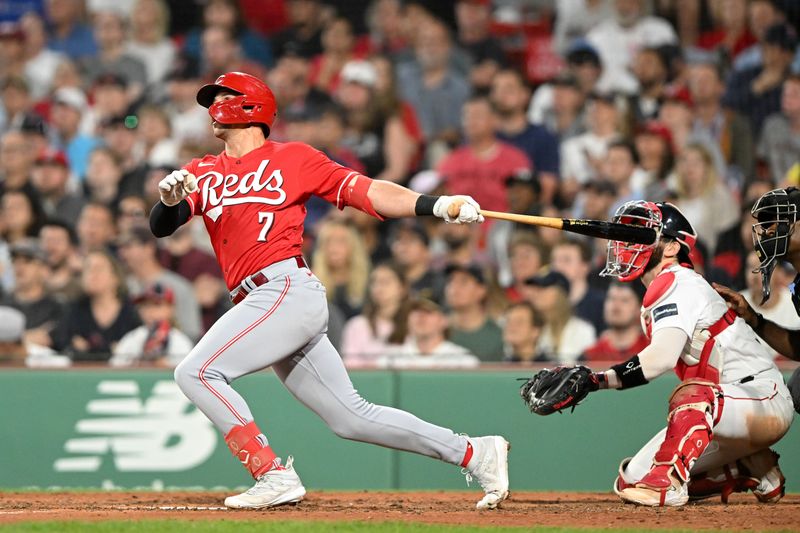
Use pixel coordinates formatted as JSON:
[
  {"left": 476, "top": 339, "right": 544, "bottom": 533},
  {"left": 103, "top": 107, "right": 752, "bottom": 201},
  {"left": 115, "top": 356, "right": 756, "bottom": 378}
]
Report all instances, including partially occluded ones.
[{"left": 621, "top": 265, "right": 794, "bottom": 484}]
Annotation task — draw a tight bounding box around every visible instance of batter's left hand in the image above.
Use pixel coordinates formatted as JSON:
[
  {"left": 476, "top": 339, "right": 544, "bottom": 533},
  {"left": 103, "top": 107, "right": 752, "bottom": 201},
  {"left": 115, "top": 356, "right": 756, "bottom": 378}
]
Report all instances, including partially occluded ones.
[{"left": 434, "top": 195, "right": 484, "bottom": 224}]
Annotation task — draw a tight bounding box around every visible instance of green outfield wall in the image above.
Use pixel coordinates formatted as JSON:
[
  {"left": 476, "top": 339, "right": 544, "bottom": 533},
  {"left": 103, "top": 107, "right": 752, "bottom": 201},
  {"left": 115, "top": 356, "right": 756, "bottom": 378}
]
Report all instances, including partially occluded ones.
[{"left": 0, "top": 369, "right": 797, "bottom": 492}]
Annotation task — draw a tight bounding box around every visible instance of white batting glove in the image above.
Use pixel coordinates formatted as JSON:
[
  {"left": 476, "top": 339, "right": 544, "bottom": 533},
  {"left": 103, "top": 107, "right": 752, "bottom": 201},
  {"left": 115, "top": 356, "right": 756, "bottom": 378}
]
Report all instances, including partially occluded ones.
[
  {"left": 433, "top": 195, "right": 485, "bottom": 224},
  {"left": 158, "top": 169, "right": 197, "bottom": 207}
]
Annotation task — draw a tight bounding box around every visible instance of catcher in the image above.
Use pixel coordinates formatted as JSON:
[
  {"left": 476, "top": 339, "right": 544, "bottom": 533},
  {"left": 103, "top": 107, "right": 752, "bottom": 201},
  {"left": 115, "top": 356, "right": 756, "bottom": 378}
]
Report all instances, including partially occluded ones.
[{"left": 521, "top": 201, "right": 794, "bottom": 507}]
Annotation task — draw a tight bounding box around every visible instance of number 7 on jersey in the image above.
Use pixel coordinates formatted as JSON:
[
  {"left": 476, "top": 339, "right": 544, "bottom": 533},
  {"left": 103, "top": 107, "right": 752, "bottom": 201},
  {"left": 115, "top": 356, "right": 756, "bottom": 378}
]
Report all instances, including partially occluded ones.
[{"left": 257, "top": 212, "right": 274, "bottom": 242}]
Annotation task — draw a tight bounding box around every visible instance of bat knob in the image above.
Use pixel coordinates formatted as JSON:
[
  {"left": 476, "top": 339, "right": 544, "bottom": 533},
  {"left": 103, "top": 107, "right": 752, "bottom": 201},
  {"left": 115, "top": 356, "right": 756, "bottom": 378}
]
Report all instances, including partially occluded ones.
[{"left": 447, "top": 198, "right": 465, "bottom": 219}]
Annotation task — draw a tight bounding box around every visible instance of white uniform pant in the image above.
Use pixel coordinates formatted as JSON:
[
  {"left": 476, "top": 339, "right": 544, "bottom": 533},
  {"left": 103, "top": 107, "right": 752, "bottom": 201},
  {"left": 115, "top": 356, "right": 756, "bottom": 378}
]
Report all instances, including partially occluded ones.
[
  {"left": 621, "top": 371, "right": 795, "bottom": 483},
  {"left": 174, "top": 258, "right": 468, "bottom": 465}
]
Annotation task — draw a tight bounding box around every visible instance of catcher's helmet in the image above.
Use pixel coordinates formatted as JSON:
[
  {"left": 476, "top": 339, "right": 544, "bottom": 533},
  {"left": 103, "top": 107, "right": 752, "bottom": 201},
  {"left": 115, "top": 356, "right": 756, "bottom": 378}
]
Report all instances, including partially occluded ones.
[
  {"left": 750, "top": 187, "right": 800, "bottom": 303},
  {"left": 196, "top": 72, "right": 277, "bottom": 131},
  {"left": 600, "top": 200, "right": 697, "bottom": 282}
]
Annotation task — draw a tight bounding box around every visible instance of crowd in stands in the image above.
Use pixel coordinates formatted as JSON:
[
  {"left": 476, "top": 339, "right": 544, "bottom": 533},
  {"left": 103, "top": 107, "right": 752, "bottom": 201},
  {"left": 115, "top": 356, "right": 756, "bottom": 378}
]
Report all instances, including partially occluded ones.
[{"left": 1, "top": 0, "right": 799, "bottom": 368}]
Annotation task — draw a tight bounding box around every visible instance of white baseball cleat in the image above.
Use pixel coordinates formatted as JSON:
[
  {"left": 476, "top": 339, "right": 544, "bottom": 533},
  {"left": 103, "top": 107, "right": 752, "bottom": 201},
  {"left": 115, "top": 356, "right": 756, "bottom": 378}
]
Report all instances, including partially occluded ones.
[
  {"left": 224, "top": 456, "right": 306, "bottom": 509},
  {"left": 464, "top": 436, "right": 510, "bottom": 510},
  {"left": 616, "top": 467, "right": 689, "bottom": 507}
]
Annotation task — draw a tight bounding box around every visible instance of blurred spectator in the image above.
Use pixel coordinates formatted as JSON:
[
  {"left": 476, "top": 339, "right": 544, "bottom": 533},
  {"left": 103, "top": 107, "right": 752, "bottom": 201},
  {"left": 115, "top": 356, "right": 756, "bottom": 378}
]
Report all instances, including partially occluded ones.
[
  {"left": 312, "top": 219, "right": 369, "bottom": 319},
  {"left": 335, "top": 60, "right": 418, "bottom": 182},
  {"left": 629, "top": 46, "right": 670, "bottom": 122},
  {"left": 733, "top": 0, "right": 791, "bottom": 72},
  {"left": 52, "top": 248, "right": 141, "bottom": 361},
  {"left": 550, "top": 239, "right": 606, "bottom": 334},
  {"left": 672, "top": 143, "right": 739, "bottom": 253},
  {"left": 523, "top": 269, "right": 596, "bottom": 363},
  {"left": 489, "top": 173, "right": 542, "bottom": 288},
  {"left": 164, "top": 55, "right": 208, "bottom": 144},
  {"left": 741, "top": 250, "right": 800, "bottom": 330},
  {"left": 530, "top": 40, "right": 601, "bottom": 126},
  {"left": 126, "top": 0, "right": 177, "bottom": 85},
  {"left": 1, "top": 188, "right": 45, "bottom": 245},
  {"left": 555, "top": 0, "right": 614, "bottom": 54},
  {"left": 200, "top": 25, "right": 265, "bottom": 82},
  {"left": 342, "top": 262, "right": 409, "bottom": 366},
  {"left": 389, "top": 220, "right": 443, "bottom": 303},
  {"left": 313, "top": 103, "right": 365, "bottom": 174},
  {"left": 491, "top": 69, "right": 560, "bottom": 206},
  {"left": 0, "top": 130, "right": 35, "bottom": 191},
  {"left": 502, "top": 301, "right": 544, "bottom": 364},
  {"left": 724, "top": 23, "right": 797, "bottom": 137},
  {"left": 365, "top": 0, "right": 408, "bottom": 57},
  {"left": 379, "top": 297, "right": 479, "bottom": 369},
  {"left": 90, "top": 73, "right": 134, "bottom": 128},
  {"left": 0, "top": 306, "right": 69, "bottom": 367},
  {"left": 51, "top": 57, "right": 84, "bottom": 93},
  {"left": 455, "top": 0, "right": 506, "bottom": 91},
  {"left": 50, "top": 87, "right": 101, "bottom": 179},
  {"left": 309, "top": 18, "right": 362, "bottom": 94},
  {"left": 30, "top": 149, "right": 85, "bottom": 223},
  {"left": 601, "top": 140, "right": 646, "bottom": 210},
  {"left": 435, "top": 222, "right": 485, "bottom": 269},
  {"left": 45, "top": 0, "right": 97, "bottom": 60},
  {"left": 1, "top": 240, "right": 63, "bottom": 348},
  {"left": 39, "top": 220, "right": 82, "bottom": 301},
  {"left": 759, "top": 74, "right": 800, "bottom": 184},
  {"left": 182, "top": 0, "right": 273, "bottom": 70},
  {"left": 688, "top": 61, "right": 754, "bottom": 180},
  {"left": 583, "top": 281, "right": 648, "bottom": 362},
  {"left": 397, "top": 18, "right": 470, "bottom": 146},
  {"left": 84, "top": 10, "right": 147, "bottom": 95},
  {"left": 560, "top": 92, "right": 620, "bottom": 196},
  {"left": 99, "top": 114, "right": 147, "bottom": 197},
  {"left": 697, "top": 0, "right": 755, "bottom": 60},
  {"left": 84, "top": 146, "right": 124, "bottom": 206},
  {"left": 633, "top": 120, "right": 675, "bottom": 200},
  {"left": 267, "top": 55, "right": 332, "bottom": 140},
  {"left": 110, "top": 282, "right": 193, "bottom": 367},
  {"left": 0, "top": 77, "right": 32, "bottom": 135},
  {"left": 444, "top": 263, "right": 504, "bottom": 362},
  {"left": 0, "top": 22, "right": 27, "bottom": 85},
  {"left": 574, "top": 178, "right": 617, "bottom": 220},
  {"left": 19, "top": 113, "right": 50, "bottom": 162},
  {"left": 136, "top": 104, "right": 179, "bottom": 167},
  {"left": 116, "top": 225, "right": 202, "bottom": 340},
  {"left": 116, "top": 195, "right": 149, "bottom": 235},
  {"left": 272, "top": 0, "right": 327, "bottom": 59},
  {"left": 438, "top": 95, "right": 531, "bottom": 212},
  {"left": 20, "top": 12, "right": 65, "bottom": 100},
  {"left": 586, "top": 0, "right": 677, "bottom": 94},
  {"left": 76, "top": 201, "right": 117, "bottom": 252}
]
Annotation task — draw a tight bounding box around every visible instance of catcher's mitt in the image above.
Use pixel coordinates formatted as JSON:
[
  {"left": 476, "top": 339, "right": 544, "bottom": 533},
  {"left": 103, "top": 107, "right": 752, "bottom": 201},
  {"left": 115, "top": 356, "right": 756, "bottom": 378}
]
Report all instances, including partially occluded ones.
[{"left": 520, "top": 365, "right": 600, "bottom": 415}]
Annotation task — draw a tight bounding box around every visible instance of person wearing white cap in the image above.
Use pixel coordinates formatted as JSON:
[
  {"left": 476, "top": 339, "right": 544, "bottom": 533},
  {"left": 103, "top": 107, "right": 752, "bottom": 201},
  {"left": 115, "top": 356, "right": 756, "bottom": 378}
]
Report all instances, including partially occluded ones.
[
  {"left": 50, "top": 87, "right": 101, "bottom": 179},
  {"left": 0, "top": 306, "right": 70, "bottom": 368}
]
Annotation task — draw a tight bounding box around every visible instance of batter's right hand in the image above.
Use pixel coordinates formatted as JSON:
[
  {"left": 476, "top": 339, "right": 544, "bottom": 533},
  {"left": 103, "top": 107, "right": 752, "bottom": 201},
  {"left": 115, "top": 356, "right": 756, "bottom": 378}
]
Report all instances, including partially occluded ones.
[
  {"left": 713, "top": 282, "right": 757, "bottom": 326},
  {"left": 159, "top": 169, "right": 197, "bottom": 206}
]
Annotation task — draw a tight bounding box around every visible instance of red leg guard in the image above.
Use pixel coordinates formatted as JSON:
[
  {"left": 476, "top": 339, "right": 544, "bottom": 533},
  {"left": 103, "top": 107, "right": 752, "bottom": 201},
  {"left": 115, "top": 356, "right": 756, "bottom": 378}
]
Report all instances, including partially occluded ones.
[
  {"left": 639, "top": 381, "right": 718, "bottom": 489},
  {"left": 225, "top": 421, "right": 278, "bottom": 479},
  {"left": 689, "top": 463, "right": 759, "bottom": 503}
]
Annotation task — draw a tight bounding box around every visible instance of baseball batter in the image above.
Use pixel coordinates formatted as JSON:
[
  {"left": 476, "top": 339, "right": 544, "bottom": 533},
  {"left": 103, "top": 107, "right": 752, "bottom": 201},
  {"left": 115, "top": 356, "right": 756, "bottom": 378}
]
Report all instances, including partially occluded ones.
[
  {"left": 148, "top": 72, "right": 509, "bottom": 510},
  {"left": 524, "top": 201, "right": 794, "bottom": 507}
]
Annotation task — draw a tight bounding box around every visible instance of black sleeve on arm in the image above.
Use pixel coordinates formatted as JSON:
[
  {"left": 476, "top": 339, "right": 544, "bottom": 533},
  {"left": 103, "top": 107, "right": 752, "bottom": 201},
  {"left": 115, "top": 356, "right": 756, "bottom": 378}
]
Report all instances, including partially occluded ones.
[{"left": 149, "top": 200, "right": 192, "bottom": 237}]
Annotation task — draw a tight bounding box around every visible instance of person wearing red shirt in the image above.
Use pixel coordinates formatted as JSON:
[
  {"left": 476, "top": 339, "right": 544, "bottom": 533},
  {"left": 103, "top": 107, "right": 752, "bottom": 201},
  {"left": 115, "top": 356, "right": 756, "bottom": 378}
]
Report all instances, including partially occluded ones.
[
  {"left": 583, "top": 281, "right": 649, "bottom": 362},
  {"left": 437, "top": 95, "right": 532, "bottom": 212},
  {"left": 149, "top": 72, "right": 509, "bottom": 511}
]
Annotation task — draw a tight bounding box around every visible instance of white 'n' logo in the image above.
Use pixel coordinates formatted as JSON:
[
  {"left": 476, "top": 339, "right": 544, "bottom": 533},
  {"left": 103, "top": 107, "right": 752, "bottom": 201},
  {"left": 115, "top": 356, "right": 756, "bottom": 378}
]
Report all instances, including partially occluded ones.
[{"left": 54, "top": 380, "right": 216, "bottom": 472}]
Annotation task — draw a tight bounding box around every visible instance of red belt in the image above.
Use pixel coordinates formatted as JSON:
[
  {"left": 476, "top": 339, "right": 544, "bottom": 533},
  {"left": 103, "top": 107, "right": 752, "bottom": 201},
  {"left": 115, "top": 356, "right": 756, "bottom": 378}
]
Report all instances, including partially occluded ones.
[{"left": 231, "top": 256, "right": 307, "bottom": 304}]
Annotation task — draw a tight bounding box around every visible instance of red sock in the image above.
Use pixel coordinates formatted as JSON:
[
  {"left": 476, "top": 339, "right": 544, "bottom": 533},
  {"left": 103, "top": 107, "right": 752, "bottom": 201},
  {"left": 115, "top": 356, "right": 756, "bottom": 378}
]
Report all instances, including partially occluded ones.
[
  {"left": 225, "top": 421, "right": 278, "bottom": 478},
  {"left": 460, "top": 441, "right": 474, "bottom": 468}
]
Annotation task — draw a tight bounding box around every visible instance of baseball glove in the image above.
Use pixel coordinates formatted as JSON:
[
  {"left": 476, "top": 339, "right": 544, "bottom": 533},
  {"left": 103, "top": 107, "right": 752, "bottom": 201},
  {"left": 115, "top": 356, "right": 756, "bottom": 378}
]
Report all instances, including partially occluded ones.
[{"left": 519, "top": 365, "right": 600, "bottom": 415}]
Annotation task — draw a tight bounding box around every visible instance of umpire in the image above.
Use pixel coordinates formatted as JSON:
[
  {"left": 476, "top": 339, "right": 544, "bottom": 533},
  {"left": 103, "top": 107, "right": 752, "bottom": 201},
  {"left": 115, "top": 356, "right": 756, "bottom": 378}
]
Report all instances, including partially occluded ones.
[{"left": 714, "top": 187, "right": 800, "bottom": 413}]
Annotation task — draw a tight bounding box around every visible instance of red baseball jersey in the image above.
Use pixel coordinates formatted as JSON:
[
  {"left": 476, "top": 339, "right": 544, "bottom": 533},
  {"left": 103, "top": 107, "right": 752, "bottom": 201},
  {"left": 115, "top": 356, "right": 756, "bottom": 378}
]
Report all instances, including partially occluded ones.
[{"left": 182, "top": 141, "right": 372, "bottom": 290}]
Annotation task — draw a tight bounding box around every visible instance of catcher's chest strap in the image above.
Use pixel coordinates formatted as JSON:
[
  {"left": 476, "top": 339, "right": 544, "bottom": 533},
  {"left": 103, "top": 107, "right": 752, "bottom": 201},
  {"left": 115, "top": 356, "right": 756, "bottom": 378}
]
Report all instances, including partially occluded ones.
[{"left": 675, "top": 309, "right": 737, "bottom": 383}]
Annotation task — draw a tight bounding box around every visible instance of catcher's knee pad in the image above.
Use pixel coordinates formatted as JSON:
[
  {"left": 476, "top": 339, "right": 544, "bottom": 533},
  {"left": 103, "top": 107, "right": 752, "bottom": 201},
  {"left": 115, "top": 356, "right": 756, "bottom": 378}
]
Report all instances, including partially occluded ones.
[
  {"left": 651, "top": 380, "right": 719, "bottom": 483},
  {"left": 689, "top": 449, "right": 785, "bottom": 504}
]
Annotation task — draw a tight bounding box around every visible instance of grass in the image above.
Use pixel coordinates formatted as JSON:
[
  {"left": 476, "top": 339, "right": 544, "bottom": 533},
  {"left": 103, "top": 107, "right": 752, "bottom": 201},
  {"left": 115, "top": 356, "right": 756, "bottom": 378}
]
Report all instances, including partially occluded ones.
[{"left": 1, "top": 523, "right": 796, "bottom": 533}]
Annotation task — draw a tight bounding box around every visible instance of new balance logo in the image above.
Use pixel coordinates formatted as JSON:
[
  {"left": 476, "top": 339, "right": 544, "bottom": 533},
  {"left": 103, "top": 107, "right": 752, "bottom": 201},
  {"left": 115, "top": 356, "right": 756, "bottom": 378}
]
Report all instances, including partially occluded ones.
[{"left": 54, "top": 380, "right": 216, "bottom": 472}]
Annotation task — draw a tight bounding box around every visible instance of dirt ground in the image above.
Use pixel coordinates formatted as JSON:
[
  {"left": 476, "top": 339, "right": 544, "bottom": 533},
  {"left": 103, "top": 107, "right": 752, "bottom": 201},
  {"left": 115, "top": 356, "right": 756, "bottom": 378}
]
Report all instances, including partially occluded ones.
[{"left": 0, "top": 491, "right": 798, "bottom": 530}]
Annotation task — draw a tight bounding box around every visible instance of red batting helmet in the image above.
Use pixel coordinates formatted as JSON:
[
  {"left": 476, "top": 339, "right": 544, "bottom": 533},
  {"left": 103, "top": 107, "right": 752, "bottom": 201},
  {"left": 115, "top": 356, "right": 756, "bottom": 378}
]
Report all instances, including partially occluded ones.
[{"left": 196, "top": 72, "right": 277, "bottom": 131}]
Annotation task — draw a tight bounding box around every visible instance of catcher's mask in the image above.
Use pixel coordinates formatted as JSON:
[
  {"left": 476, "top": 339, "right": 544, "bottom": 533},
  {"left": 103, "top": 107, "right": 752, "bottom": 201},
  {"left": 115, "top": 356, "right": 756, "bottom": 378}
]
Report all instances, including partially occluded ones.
[
  {"left": 751, "top": 188, "right": 800, "bottom": 304},
  {"left": 600, "top": 200, "right": 697, "bottom": 282}
]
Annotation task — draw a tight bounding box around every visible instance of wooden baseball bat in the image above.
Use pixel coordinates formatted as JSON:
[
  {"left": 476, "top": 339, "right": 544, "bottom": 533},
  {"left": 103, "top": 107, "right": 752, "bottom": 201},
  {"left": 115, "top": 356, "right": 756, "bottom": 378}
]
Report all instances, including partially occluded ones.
[{"left": 445, "top": 201, "right": 656, "bottom": 245}]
